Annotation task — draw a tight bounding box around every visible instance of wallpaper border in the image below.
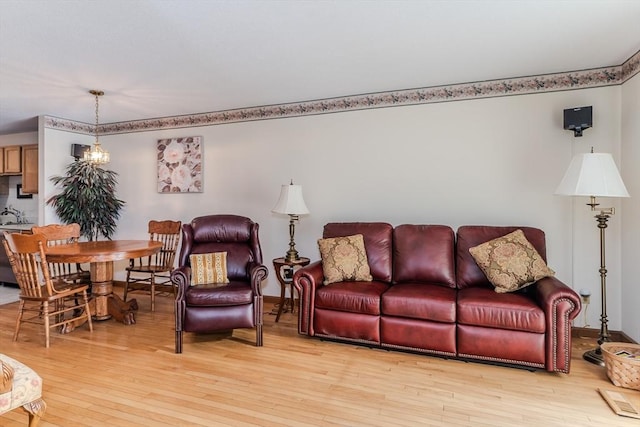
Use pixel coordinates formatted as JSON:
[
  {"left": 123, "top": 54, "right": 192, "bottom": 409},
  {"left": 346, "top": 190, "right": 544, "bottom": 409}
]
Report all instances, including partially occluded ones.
[{"left": 44, "top": 50, "right": 640, "bottom": 136}]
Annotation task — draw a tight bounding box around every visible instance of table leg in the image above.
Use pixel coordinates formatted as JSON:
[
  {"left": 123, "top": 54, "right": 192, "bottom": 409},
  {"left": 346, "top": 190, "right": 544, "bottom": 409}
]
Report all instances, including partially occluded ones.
[{"left": 90, "top": 261, "right": 138, "bottom": 325}]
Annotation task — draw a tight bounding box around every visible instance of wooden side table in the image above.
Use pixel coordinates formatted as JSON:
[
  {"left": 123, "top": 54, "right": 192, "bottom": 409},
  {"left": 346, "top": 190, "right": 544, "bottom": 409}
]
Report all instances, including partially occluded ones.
[{"left": 272, "top": 257, "right": 310, "bottom": 322}]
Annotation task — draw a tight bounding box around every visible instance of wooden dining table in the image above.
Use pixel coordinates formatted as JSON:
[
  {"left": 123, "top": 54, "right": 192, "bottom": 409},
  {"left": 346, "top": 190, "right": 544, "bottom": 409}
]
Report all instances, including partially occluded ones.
[{"left": 45, "top": 240, "right": 162, "bottom": 325}]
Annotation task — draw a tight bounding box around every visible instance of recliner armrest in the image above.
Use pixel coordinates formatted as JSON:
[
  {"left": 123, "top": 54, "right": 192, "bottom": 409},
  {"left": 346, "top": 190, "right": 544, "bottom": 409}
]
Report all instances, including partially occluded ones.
[
  {"left": 249, "top": 262, "right": 268, "bottom": 296},
  {"left": 534, "top": 276, "right": 582, "bottom": 373},
  {"left": 293, "top": 260, "right": 324, "bottom": 336},
  {"left": 171, "top": 265, "right": 192, "bottom": 300}
]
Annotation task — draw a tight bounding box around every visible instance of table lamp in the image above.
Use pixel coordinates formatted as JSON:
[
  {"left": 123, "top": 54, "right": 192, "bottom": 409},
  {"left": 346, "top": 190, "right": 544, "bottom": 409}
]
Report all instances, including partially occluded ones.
[
  {"left": 272, "top": 181, "right": 310, "bottom": 262},
  {"left": 555, "top": 148, "right": 630, "bottom": 366}
]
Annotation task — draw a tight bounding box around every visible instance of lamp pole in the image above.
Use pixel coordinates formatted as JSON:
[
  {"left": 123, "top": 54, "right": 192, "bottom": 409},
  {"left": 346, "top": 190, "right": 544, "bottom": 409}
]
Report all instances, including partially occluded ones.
[{"left": 583, "top": 204, "right": 613, "bottom": 366}]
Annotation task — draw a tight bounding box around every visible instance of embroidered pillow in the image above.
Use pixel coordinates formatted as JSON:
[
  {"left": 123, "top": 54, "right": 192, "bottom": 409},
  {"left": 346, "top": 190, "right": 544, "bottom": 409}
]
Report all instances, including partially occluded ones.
[
  {"left": 189, "top": 252, "right": 229, "bottom": 285},
  {"left": 468, "top": 229, "right": 555, "bottom": 293},
  {"left": 318, "top": 234, "right": 373, "bottom": 285}
]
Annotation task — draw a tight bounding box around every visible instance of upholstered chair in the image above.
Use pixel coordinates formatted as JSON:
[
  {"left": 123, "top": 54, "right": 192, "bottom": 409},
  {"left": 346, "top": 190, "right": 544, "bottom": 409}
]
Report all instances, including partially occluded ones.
[
  {"left": 170, "top": 215, "right": 268, "bottom": 353},
  {"left": 0, "top": 354, "right": 46, "bottom": 426}
]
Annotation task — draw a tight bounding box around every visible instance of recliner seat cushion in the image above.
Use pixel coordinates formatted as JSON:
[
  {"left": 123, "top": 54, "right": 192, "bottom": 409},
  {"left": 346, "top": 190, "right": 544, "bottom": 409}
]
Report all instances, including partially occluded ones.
[
  {"left": 315, "top": 281, "right": 389, "bottom": 315},
  {"left": 186, "top": 282, "right": 253, "bottom": 307},
  {"left": 457, "top": 287, "right": 545, "bottom": 333},
  {"left": 382, "top": 283, "right": 456, "bottom": 323}
]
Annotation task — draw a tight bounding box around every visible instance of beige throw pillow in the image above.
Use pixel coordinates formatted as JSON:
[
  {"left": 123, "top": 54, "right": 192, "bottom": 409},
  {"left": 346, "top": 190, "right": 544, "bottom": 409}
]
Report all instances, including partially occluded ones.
[
  {"left": 468, "top": 229, "right": 555, "bottom": 293},
  {"left": 318, "top": 234, "right": 373, "bottom": 285},
  {"left": 189, "top": 252, "right": 229, "bottom": 285}
]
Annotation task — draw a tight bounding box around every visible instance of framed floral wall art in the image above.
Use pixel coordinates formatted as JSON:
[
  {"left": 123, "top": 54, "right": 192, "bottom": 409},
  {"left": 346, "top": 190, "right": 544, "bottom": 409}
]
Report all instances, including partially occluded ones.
[{"left": 157, "top": 136, "right": 203, "bottom": 193}]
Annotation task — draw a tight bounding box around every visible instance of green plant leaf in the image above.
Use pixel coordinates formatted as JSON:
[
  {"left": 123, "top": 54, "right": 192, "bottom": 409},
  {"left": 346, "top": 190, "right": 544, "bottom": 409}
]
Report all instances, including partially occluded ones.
[{"left": 46, "top": 160, "right": 125, "bottom": 241}]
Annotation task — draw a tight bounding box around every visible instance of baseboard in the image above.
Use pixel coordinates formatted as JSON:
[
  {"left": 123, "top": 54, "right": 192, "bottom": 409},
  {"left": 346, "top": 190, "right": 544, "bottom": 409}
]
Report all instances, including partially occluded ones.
[{"left": 572, "top": 327, "right": 636, "bottom": 343}]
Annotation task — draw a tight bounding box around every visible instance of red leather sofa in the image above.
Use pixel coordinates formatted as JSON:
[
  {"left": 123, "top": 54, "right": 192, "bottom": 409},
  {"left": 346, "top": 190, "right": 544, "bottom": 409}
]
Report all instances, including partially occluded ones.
[{"left": 294, "top": 222, "right": 582, "bottom": 373}]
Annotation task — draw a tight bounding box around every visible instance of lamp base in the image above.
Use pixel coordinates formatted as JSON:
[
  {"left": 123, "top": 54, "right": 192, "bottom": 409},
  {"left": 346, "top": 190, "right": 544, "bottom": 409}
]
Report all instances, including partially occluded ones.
[
  {"left": 583, "top": 348, "right": 605, "bottom": 367},
  {"left": 285, "top": 249, "right": 299, "bottom": 263}
]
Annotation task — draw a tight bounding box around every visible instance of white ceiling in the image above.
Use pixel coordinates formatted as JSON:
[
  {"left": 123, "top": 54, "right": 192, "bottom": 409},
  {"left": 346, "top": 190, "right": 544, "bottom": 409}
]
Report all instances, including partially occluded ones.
[{"left": 1, "top": 0, "right": 639, "bottom": 135}]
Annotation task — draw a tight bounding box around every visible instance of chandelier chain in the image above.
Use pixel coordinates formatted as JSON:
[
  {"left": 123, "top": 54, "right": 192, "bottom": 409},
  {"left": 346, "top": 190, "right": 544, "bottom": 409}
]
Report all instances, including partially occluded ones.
[
  {"left": 84, "top": 89, "right": 109, "bottom": 165},
  {"left": 94, "top": 91, "right": 99, "bottom": 141}
]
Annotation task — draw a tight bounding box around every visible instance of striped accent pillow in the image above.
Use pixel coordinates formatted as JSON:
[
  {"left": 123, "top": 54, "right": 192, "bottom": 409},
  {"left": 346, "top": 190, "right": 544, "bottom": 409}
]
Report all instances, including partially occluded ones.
[{"left": 189, "top": 252, "right": 229, "bottom": 285}]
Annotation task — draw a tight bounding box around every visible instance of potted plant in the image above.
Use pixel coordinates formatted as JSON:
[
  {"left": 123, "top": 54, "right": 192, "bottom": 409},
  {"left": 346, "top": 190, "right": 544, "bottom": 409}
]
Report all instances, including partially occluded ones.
[{"left": 47, "top": 160, "right": 125, "bottom": 241}]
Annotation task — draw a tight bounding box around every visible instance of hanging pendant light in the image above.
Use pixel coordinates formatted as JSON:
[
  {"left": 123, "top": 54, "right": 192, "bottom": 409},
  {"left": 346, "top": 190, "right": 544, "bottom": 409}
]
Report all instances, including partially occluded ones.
[{"left": 84, "top": 89, "right": 110, "bottom": 165}]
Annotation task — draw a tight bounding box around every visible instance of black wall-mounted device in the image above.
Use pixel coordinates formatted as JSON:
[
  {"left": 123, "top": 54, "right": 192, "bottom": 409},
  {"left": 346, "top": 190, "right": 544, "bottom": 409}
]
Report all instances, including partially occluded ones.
[
  {"left": 563, "top": 106, "right": 592, "bottom": 137},
  {"left": 71, "top": 143, "right": 90, "bottom": 160}
]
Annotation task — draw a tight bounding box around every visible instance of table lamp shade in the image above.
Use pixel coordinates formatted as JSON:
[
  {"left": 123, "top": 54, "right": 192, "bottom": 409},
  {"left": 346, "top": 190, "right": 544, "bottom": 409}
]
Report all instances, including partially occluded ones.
[
  {"left": 555, "top": 152, "right": 629, "bottom": 198},
  {"left": 272, "top": 184, "right": 310, "bottom": 215}
]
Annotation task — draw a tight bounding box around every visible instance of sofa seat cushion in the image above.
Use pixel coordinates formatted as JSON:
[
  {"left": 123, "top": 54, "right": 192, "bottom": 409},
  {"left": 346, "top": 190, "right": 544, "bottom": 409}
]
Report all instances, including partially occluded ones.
[
  {"left": 315, "top": 281, "right": 389, "bottom": 315},
  {"left": 457, "top": 287, "right": 545, "bottom": 333},
  {"left": 382, "top": 283, "right": 456, "bottom": 323},
  {"left": 186, "top": 281, "right": 252, "bottom": 307}
]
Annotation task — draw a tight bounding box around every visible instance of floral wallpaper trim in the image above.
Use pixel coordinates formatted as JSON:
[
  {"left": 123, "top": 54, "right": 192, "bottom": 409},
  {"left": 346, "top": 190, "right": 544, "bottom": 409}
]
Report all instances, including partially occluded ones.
[
  {"left": 44, "top": 56, "right": 640, "bottom": 136},
  {"left": 622, "top": 49, "right": 640, "bottom": 82}
]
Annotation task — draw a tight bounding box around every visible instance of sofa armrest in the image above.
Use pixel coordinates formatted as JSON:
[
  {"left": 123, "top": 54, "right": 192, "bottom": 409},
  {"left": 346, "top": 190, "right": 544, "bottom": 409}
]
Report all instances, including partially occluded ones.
[
  {"left": 293, "top": 260, "right": 324, "bottom": 336},
  {"left": 534, "top": 276, "right": 582, "bottom": 373}
]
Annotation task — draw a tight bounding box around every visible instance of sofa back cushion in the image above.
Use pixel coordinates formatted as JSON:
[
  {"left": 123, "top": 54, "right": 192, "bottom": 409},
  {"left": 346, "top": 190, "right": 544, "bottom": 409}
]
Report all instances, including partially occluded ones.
[
  {"left": 323, "top": 222, "right": 393, "bottom": 283},
  {"left": 456, "top": 226, "right": 547, "bottom": 290},
  {"left": 393, "top": 224, "right": 456, "bottom": 288}
]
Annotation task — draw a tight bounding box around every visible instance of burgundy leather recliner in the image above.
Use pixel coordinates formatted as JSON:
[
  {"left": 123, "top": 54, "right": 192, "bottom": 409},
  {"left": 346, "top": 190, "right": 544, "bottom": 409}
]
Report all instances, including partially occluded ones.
[{"left": 171, "top": 215, "right": 268, "bottom": 353}]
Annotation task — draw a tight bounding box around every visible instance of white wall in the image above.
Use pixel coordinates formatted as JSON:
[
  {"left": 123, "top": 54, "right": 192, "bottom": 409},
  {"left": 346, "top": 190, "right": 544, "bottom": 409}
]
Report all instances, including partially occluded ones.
[
  {"left": 36, "top": 85, "right": 627, "bottom": 334},
  {"left": 621, "top": 73, "right": 640, "bottom": 342}
]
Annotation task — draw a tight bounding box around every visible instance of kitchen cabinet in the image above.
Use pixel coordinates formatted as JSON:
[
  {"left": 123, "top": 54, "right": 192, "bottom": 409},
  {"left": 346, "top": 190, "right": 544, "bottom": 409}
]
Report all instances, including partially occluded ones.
[
  {"left": 3, "top": 145, "right": 22, "bottom": 175},
  {"left": 0, "top": 226, "right": 32, "bottom": 284},
  {"left": 21, "top": 144, "right": 38, "bottom": 193}
]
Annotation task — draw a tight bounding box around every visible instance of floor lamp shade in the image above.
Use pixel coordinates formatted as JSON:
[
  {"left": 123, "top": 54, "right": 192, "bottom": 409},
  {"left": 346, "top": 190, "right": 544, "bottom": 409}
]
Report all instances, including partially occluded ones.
[{"left": 555, "top": 152, "right": 629, "bottom": 198}]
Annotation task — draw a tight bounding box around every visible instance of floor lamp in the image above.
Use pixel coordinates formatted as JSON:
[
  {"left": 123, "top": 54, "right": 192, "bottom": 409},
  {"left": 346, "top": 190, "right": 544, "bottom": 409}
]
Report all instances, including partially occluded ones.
[{"left": 555, "top": 149, "right": 630, "bottom": 366}]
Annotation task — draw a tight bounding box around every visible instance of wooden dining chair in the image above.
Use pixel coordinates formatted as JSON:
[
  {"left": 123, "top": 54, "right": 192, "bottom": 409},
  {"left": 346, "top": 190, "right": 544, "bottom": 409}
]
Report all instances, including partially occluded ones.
[
  {"left": 124, "top": 220, "right": 181, "bottom": 312},
  {"left": 2, "top": 232, "right": 93, "bottom": 348},
  {"left": 31, "top": 223, "right": 90, "bottom": 286}
]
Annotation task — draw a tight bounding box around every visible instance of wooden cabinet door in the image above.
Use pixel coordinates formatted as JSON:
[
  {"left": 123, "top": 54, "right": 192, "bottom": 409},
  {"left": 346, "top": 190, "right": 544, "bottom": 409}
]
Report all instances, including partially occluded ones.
[
  {"left": 21, "top": 144, "right": 38, "bottom": 193},
  {"left": 4, "top": 145, "right": 22, "bottom": 174},
  {"left": 0, "top": 148, "right": 4, "bottom": 174}
]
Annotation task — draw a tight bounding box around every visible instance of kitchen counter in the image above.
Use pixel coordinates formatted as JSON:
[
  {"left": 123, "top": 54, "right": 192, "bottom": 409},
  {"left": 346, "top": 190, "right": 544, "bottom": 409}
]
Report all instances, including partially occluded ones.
[{"left": 0, "top": 223, "right": 35, "bottom": 232}]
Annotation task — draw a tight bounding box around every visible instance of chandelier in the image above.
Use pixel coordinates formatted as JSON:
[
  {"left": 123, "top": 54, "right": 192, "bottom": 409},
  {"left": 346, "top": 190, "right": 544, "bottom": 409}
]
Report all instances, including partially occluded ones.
[{"left": 84, "top": 89, "right": 110, "bottom": 165}]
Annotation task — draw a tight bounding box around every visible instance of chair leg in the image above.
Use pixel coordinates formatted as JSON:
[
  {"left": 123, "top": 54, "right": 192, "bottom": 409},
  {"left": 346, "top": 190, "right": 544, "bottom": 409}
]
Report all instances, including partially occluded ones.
[
  {"left": 175, "top": 330, "right": 182, "bottom": 353},
  {"left": 150, "top": 273, "right": 155, "bottom": 312},
  {"left": 256, "top": 324, "right": 263, "bottom": 347},
  {"left": 83, "top": 291, "right": 93, "bottom": 332},
  {"left": 13, "top": 300, "right": 25, "bottom": 342},
  {"left": 43, "top": 302, "right": 50, "bottom": 348},
  {"left": 123, "top": 270, "right": 131, "bottom": 301}
]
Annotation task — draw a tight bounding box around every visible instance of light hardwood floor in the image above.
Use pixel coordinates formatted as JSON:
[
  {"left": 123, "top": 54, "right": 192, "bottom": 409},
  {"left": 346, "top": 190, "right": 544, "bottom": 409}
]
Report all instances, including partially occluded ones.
[{"left": 1, "top": 289, "right": 639, "bottom": 427}]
